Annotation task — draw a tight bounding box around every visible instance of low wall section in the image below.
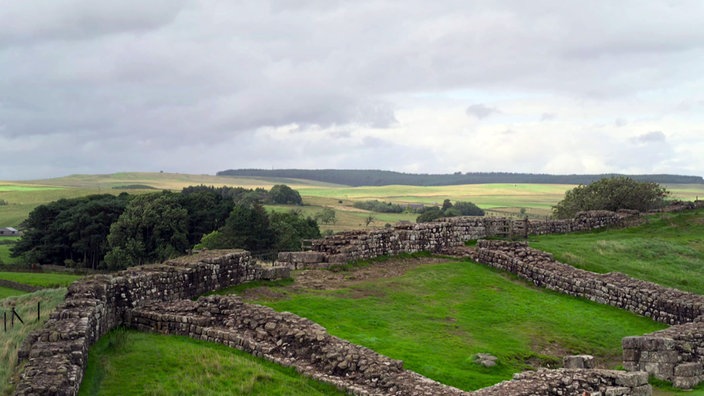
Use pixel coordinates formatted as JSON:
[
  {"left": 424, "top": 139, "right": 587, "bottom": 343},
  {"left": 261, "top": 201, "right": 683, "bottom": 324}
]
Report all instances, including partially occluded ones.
[
  {"left": 278, "top": 211, "right": 633, "bottom": 269},
  {"left": 13, "top": 250, "right": 289, "bottom": 396},
  {"left": 473, "top": 240, "right": 704, "bottom": 325},
  {"left": 128, "top": 295, "right": 652, "bottom": 396},
  {"left": 473, "top": 240, "right": 704, "bottom": 389}
]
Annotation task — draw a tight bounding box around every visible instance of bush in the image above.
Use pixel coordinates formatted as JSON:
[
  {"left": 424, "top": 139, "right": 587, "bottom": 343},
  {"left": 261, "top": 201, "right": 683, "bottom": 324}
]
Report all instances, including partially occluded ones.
[
  {"left": 552, "top": 176, "right": 669, "bottom": 219},
  {"left": 352, "top": 200, "right": 404, "bottom": 213}
]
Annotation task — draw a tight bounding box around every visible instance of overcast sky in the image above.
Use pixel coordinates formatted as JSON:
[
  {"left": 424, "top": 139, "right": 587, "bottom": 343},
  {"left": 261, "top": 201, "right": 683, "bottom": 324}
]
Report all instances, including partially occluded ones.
[{"left": 2, "top": 1, "right": 703, "bottom": 180}]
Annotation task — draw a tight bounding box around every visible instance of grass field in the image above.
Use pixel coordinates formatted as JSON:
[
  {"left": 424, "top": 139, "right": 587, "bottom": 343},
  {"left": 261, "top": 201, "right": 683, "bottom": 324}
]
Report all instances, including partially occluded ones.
[
  {"left": 0, "top": 272, "right": 82, "bottom": 288},
  {"left": 530, "top": 209, "right": 704, "bottom": 295},
  {"left": 79, "top": 329, "right": 346, "bottom": 396},
  {"left": 217, "top": 259, "right": 665, "bottom": 391},
  {"left": 1, "top": 288, "right": 68, "bottom": 395}
]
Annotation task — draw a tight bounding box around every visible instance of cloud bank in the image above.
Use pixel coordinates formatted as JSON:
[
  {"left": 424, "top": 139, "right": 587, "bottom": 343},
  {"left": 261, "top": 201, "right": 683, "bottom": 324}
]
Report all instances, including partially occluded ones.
[{"left": 1, "top": 0, "right": 703, "bottom": 180}]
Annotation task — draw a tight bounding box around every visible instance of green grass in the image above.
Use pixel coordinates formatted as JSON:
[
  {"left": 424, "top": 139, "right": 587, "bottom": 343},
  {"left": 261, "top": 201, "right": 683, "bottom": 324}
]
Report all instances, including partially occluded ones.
[
  {"left": 1, "top": 288, "right": 68, "bottom": 395},
  {"left": 79, "top": 329, "right": 347, "bottom": 396},
  {"left": 0, "top": 272, "right": 82, "bottom": 288},
  {"left": 530, "top": 209, "right": 704, "bottom": 294},
  {"left": 234, "top": 260, "right": 665, "bottom": 391},
  {"left": 0, "top": 286, "right": 25, "bottom": 299}
]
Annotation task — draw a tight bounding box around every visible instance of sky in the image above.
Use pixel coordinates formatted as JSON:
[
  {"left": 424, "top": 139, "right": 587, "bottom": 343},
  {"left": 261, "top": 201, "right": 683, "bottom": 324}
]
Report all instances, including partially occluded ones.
[{"left": 1, "top": 0, "right": 704, "bottom": 181}]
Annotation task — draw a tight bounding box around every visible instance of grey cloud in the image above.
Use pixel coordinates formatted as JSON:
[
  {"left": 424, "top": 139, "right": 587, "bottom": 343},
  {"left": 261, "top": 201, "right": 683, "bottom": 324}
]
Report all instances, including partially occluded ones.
[
  {"left": 614, "top": 118, "right": 628, "bottom": 127},
  {"left": 466, "top": 104, "right": 499, "bottom": 119},
  {"left": 540, "top": 113, "right": 556, "bottom": 122},
  {"left": 1, "top": 0, "right": 704, "bottom": 179},
  {"left": 631, "top": 131, "right": 666, "bottom": 144}
]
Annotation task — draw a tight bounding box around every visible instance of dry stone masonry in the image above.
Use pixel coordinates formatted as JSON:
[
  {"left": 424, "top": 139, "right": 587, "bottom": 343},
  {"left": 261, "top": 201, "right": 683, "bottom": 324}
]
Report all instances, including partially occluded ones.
[
  {"left": 623, "top": 318, "right": 704, "bottom": 389},
  {"left": 278, "top": 211, "right": 636, "bottom": 269},
  {"left": 14, "top": 250, "right": 289, "bottom": 396},
  {"left": 472, "top": 240, "right": 704, "bottom": 325},
  {"left": 473, "top": 240, "right": 704, "bottom": 389}
]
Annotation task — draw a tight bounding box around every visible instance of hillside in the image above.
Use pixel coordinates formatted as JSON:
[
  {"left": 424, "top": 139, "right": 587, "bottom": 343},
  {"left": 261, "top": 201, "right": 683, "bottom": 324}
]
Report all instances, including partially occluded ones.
[{"left": 217, "top": 169, "right": 704, "bottom": 187}]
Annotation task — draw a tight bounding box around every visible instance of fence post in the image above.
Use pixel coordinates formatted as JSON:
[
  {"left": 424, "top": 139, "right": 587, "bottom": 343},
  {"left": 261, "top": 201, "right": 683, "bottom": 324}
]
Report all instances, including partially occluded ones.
[
  {"left": 3, "top": 311, "right": 6, "bottom": 332},
  {"left": 38, "top": 301, "right": 41, "bottom": 322}
]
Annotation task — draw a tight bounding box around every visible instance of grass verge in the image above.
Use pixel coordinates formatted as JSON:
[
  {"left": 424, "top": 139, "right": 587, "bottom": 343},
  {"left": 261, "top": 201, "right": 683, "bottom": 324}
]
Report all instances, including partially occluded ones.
[
  {"left": 530, "top": 209, "right": 704, "bottom": 294},
  {"left": 79, "top": 329, "right": 347, "bottom": 396},
  {"left": 1, "top": 288, "right": 67, "bottom": 395}
]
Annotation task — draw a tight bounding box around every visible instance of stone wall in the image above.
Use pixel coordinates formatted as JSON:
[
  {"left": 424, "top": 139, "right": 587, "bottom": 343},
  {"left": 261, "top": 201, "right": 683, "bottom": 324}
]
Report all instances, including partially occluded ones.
[
  {"left": 278, "top": 211, "right": 634, "bottom": 269},
  {"left": 128, "top": 295, "right": 652, "bottom": 396},
  {"left": 472, "top": 240, "right": 704, "bottom": 325},
  {"left": 473, "top": 240, "right": 704, "bottom": 390},
  {"left": 473, "top": 369, "right": 650, "bottom": 396},
  {"left": 623, "top": 318, "right": 704, "bottom": 389},
  {"left": 13, "top": 250, "right": 289, "bottom": 396},
  {"left": 128, "top": 295, "right": 468, "bottom": 396}
]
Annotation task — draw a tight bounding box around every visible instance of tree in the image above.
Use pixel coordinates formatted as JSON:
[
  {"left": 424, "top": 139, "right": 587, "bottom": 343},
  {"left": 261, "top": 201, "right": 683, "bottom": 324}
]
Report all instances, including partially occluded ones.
[
  {"left": 416, "top": 207, "right": 443, "bottom": 223},
  {"left": 452, "top": 201, "right": 485, "bottom": 216},
  {"left": 315, "top": 207, "right": 337, "bottom": 225},
  {"left": 179, "top": 185, "right": 234, "bottom": 245},
  {"left": 104, "top": 192, "right": 189, "bottom": 269},
  {"left": 270, "top": 210, "right": 320, "bottom": 251},
  {"left": 267, "top": 184, "right": 303, "bottom": 205},
  {"left": 552, "top": 176, "right": 669, "bottom": 219},
  {"left": 12, "top": 194, "right": 129, "bottom": 267},
  {"left": 217, "top": 202, "right": 275, "bottom": 253}
]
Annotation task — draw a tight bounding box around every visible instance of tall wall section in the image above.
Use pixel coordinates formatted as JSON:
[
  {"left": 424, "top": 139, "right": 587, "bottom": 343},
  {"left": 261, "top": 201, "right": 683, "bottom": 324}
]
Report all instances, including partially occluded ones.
[{"left": 13, "top": 250, "right": 289, "bottom": 396}]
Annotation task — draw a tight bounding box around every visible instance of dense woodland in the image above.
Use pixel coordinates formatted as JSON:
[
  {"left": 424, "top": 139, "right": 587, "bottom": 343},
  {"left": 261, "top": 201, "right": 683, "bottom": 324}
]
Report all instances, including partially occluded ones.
[
  {"left": 11, "top": 185, "right": 316, "bottom": 269},
  {"left": 217, "top": 169, "right": 704, "bottom": 186}
]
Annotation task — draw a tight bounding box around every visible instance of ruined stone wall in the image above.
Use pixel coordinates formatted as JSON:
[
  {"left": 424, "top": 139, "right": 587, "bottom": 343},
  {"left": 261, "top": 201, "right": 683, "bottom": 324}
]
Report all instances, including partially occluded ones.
[
  {"left": 128, "top": 295, "right": 652, "bottom": 396},
  {"left": 128, "top": 295, "right": 468, "bottom": 396},
  {"left": 473, "top": 369, "right": 650, "bottom": 396},
  {"left": 473, "top": 240, "right": 704, "bottom": 325},
  {"left": 279, "top": 211, "right": 634, "bottom": 269},
  {"left": 474, "top": 240, "right": 704, "bottom": 389},
  {"left": 13, "top": 250, "right": 289, "bottom": 396},
  {"left": 623, "top": 318, "right": 704, "bottom": 389}
]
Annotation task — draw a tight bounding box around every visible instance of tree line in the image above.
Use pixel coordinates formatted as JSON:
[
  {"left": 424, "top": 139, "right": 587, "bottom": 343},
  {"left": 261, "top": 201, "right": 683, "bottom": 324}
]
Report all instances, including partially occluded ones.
[
  {"left": 11, "top": 184, "right": 315, "bottom": 270},
  {"left": 217, "top": 169, "right": 703, "bottom": 187}
]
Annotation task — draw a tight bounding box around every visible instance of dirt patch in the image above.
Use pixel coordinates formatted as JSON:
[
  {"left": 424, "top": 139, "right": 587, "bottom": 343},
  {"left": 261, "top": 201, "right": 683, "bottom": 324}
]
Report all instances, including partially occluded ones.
[{"left": 240, "top": 256, "right": 449, "bottom": 301}]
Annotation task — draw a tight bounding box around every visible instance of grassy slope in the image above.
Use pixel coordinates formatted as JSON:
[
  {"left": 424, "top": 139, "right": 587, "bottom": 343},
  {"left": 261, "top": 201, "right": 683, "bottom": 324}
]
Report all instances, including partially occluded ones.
[
  {"left": 530, "top": 209, "right": 704, "bottom": 294},
  {"left": 79, "top": 329, "right": 346, "bottom": 396},
  {"left": 1, "top": 288, "right": 68, "bottom": 395},
  {"left": 229, "top": 261, "right": 665, "bottom": 391}
]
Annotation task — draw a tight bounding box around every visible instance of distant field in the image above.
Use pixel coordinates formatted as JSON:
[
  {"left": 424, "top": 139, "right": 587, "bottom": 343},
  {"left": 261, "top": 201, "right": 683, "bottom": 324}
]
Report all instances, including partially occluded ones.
[{"left": 2, "top": 172, "right": 703, "bottom": 231}]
